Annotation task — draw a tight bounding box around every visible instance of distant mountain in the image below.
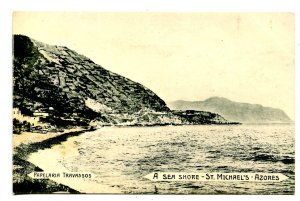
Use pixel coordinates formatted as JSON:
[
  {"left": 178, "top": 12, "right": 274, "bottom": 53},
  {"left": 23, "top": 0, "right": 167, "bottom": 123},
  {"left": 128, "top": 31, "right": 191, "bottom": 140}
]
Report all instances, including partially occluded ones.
[
  {"left": 13, "top": 35, "right": 230, "bottom": 129},
  {"left": 168, "top": 97, "right": 292, "bottom": 123}
]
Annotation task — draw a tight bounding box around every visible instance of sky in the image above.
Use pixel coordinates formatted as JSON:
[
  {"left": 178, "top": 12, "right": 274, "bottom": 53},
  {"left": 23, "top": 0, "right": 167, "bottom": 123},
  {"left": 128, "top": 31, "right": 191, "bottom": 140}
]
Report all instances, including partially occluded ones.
[{"left": 13, "top": 12, "right": 295, "bottom": 119}]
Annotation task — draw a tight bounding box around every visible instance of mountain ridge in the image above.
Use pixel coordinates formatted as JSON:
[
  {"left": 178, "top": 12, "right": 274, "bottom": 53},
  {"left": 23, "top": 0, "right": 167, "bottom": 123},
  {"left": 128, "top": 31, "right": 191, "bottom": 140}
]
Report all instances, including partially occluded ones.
[{"left": 168, "top": 97, "right": 292, "bottom": 123}]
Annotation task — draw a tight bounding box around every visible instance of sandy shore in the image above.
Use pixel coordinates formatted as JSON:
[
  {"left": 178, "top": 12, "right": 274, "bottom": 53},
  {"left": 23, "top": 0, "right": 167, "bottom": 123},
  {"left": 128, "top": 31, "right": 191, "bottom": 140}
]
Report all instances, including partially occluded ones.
[
  {"left": 13, "top": 127, "right": 122, "bottom": 194},
  {"left": 13, "top": 127, "right": 87, "bottom": 194},
  {"left": 27, "top": 134, "right": 122, "bottom": 193},
  {"left": 13, "top": 127, "right": 83, "bottom": 148}
]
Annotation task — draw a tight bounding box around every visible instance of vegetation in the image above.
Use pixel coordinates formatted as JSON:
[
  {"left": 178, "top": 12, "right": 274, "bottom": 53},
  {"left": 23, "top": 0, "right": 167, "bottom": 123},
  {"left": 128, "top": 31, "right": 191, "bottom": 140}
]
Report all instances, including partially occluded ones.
[{"left": 13, "top": 118, "right": 32, "bottom": 134}]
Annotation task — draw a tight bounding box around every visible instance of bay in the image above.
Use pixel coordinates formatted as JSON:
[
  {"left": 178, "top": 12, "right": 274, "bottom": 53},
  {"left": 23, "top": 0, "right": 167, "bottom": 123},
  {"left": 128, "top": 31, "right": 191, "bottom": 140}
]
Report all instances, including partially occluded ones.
[{"left": 28, "top": 124, "right": 295, "bottom": 194}]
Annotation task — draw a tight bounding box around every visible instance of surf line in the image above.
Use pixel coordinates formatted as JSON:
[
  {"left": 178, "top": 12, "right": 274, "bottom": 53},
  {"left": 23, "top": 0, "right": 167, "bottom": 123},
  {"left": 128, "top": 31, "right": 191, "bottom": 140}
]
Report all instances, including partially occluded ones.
[{"left": 144, "top": 172, "right": 288, "bottom": 182}]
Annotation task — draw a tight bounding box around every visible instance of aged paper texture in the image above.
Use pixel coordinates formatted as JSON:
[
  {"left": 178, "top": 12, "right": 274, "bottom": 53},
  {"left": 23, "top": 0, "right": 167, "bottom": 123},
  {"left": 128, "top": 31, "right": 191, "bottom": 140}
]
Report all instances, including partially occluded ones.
[{"left": 12, "top": 12, "right": 294, "bottom": 194}]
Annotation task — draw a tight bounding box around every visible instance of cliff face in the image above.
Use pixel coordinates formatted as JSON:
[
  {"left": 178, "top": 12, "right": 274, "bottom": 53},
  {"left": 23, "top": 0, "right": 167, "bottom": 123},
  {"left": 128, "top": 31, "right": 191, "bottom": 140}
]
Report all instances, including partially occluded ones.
[
  {"left": 13, "top": 35, "right": 231, "bottom": 128},
  {"left": 13, "top": 35, "right": 173, "bottom": 126},
  {"left": 168, "top": 97, "right": 292, "bottom": 123}
]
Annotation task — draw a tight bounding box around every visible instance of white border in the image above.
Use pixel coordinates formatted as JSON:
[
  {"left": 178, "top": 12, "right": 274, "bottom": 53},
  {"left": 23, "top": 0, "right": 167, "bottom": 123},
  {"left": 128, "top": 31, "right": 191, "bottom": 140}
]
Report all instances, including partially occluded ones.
[{"left": 0, "top": 0, "right": 299, "bottom": 201}]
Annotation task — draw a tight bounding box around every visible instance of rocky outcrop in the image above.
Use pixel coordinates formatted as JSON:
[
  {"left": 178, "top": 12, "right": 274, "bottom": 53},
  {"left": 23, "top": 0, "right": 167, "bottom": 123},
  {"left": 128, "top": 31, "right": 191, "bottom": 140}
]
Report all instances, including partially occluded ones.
[
  {"left": 168, "top": 97, "right": 292, "bottom": 123},
  {"left": 172, "top": 110, "right": 236, "bottom": 125},
  {"left": 13, "top": 35, "right": 233, "bottom": 127}
]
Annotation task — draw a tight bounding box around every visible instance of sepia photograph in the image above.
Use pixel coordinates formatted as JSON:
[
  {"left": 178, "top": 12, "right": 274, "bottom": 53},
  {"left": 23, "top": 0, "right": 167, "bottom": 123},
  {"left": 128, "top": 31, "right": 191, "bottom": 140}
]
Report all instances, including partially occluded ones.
[{"left": 11, "top": 12, "right": 295, "bottom": 195}]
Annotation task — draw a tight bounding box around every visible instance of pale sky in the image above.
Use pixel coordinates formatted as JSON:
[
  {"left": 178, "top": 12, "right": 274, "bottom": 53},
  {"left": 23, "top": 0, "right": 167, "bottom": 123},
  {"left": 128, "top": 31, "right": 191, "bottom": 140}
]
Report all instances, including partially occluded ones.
[{"left": 13, "top": 12, "right": 295, "bottom": 119}]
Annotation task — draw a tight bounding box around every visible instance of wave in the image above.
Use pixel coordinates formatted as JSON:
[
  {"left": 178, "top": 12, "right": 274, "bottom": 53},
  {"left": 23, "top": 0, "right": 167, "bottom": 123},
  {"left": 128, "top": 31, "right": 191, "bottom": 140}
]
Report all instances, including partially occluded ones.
[{"left": 245, "top": 153, "right": 295, "bottom": 164}]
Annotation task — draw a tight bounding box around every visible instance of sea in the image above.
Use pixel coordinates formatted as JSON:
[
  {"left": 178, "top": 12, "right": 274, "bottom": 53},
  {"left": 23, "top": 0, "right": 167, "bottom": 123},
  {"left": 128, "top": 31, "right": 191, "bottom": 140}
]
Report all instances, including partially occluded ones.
[{"left": 28, "top": 124, "right": 295, "bottom": 194}]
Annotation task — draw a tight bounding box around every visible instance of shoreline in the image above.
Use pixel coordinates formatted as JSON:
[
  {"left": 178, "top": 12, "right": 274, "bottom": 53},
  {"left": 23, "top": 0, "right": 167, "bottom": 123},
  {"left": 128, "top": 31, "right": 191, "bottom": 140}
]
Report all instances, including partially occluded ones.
[
  {"left": 19, "top": 124, "right": 243, "bottom": 194},
  {"left": 13, "top": 124, "right": 294, "bottom": 194},
  {"left": 13, "top": 127, "right": 88, "bottom": 194}
]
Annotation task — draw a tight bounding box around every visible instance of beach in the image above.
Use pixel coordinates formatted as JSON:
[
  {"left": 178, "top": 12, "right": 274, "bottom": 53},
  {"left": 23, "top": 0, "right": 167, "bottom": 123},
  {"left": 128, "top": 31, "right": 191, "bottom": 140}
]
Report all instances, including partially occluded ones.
[
  {"left": 25, "top": 129, "right": 122, "bottom": 194},
  {"left": 13, "top": 127, "right": 86, "bottom": 194}
]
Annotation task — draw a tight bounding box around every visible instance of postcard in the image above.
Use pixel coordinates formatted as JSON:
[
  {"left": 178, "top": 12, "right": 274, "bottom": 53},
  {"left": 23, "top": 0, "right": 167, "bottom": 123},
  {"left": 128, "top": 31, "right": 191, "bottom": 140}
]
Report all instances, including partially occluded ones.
[{"left": 12, "top": 12, "right": 295, "bottom": 194}]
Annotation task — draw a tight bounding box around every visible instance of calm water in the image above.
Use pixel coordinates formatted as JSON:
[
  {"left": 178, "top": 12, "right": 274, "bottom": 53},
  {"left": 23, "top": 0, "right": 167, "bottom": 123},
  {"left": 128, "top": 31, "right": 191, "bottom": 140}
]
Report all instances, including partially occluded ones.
[{"left": 58, "top": 124, "right": 294, "bottom": 194}]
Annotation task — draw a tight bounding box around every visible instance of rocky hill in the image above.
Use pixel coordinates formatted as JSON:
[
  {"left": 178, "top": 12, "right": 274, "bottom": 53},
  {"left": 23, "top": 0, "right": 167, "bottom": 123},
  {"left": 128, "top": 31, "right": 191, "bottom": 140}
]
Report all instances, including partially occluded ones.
[
  {"left": 172, "top": 110, "right": 234, "bottom": 125},
  {"left": 168, "top": 97, "right": 292, "bottom": 123},
  {"left": 13, "top": 35, "right": 231, "bottom": 128}
]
